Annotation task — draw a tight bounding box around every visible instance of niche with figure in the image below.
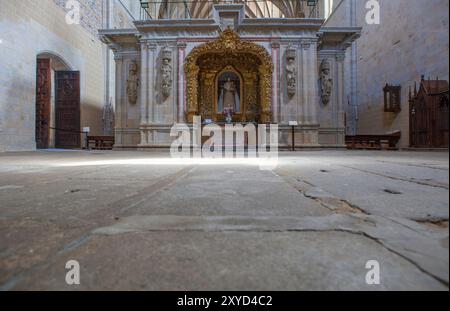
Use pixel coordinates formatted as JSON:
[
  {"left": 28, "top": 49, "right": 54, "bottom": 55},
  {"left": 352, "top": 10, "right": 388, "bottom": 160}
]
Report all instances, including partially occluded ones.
[{"left": 217, "top": 71, "right": 241, "bottom": 113}]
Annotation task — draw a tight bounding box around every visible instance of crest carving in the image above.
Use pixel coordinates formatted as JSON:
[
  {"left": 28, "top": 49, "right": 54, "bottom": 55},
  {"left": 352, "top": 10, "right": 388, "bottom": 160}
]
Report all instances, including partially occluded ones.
[
  {"left": 161, "top": 47, "right": 173, "bottom": 98},
  {"left": 127, "top": 61, "right": 139, "bottom": 105},
  {"left": 320, "top": 59, "right": 333, "bottom": 105}
]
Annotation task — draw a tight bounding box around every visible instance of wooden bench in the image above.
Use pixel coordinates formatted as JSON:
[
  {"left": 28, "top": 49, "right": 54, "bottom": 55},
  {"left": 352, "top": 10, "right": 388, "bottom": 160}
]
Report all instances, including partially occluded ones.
[
  {"left": 346, "top": 132, "right": 401, "bottom": 150},
  {"left": 87, "top": 136, "right": 115, "bottom": 150}
]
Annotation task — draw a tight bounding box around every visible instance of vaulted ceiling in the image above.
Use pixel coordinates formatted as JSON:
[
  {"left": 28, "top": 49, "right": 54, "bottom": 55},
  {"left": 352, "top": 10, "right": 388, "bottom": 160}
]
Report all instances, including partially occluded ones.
[{"left": 142, "top": 0, "right": 319, "bottom": 19}]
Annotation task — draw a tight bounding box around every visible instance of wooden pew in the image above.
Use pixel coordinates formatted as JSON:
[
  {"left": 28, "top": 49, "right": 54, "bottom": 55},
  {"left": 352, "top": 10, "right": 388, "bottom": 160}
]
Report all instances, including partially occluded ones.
[
  {"left": 87, "top": 136, "right": 115, "bottom": 150},
  {"left": 346, "top": 132, "right": 401, "bottom": 150}
]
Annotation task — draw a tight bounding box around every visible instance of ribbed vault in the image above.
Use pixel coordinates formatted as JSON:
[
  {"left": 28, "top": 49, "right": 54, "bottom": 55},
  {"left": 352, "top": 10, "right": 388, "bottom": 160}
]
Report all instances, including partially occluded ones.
[{"left": 142, "top": 0, "right": 319, "bottom": 19}]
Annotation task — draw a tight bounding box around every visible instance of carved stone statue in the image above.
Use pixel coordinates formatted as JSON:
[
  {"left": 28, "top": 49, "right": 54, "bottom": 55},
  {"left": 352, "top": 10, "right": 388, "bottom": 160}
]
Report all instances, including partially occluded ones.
[
  {"left": 126, "top": 62, "right": 139, "bottom": 105},
  {"left": 286, "top": 47, "right": 297, "bottom": 97},
  {"left": 102, "top": 97, "right": 114, "bottom": 135},
  {"left": 320, "top": 59, "right": 333, "bottom": 105},
  {"left": 161, "top": 47, "right": 173, "bottom": 98},
  {"left": 218, "top": 73, "right": 240, "bottom": 113},
  {"left": 223, "top": 78, "right": 237, "bottom": 109}
]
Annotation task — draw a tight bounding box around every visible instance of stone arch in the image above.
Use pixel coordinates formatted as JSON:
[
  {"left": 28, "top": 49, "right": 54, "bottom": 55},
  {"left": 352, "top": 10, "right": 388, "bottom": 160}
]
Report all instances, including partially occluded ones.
[
  {"left": 35, "top": 52, "right": 79, "bottom": 149},
  {"left": 185, "top": 29, "right": 273, "bottom": 123},
  {"left": 37, "top": 51, "right": 74, "bottom": 71}
]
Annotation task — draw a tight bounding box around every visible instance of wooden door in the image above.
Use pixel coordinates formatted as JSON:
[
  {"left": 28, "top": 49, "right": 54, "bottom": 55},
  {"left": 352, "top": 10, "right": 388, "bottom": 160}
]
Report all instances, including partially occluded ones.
[
  {"left": 410, "top": 97, "right": 429, "bottom": 147},
  {"left": 55, "top": 71, "right": 81, "bottom": 148},
  {"left": 36, "top": 59, "right": 51, "bottom": 149},
  {"left": 437, "top": 95, "right": 449, "bottom": 147}
]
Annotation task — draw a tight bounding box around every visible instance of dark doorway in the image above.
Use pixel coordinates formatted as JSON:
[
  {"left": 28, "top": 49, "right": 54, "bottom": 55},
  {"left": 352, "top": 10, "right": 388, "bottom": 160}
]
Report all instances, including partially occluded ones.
[
  {"left": 36, "top": 59, "right": 51, "bottom": 149},
  {"left": 55, "top": 71, "right": 81, "bottom": 149}
]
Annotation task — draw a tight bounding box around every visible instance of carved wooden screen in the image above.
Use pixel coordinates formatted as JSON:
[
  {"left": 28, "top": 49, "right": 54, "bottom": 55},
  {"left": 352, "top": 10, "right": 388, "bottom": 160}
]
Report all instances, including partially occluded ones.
[
  {"left": 410, "top": 85, "right": 449, "bottom": 148},
  {"left": 410, "top": 95, "right": 428, "bottom": 147},
  {"left": 55, "top": 71, "right": 81, "bottom": 149},
  {"left": 36, "top": 59, "right": 51, "bottom": 149},
  {"left": 436, "top": 94, "right": 449, "bottom": 147}
]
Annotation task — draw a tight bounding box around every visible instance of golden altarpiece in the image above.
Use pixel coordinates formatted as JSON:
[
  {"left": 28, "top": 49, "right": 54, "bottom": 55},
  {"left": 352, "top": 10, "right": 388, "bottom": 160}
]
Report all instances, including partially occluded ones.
[{"left": 186, "top": 29, "right": 273, "bottom": 124}]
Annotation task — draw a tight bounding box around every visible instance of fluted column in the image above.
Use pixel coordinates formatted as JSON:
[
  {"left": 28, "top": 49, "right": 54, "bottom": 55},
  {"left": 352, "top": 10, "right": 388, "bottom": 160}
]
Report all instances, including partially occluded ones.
[
  {"left": 336, "top": 53, "right": 346, "bottom": 130},
  {"left": 177, "top": 41, "right": 187, "bottom": 123},
  {"left": 300, "top": 41, "right": 309, "bottom": 125},
  {"left": 113, "top": 53, "right": 124, "bottom": 146},
  {"left": 147, "top": 43, "right": 157, "bottom": 124},
  {"left": 271, "top": 41, "right": 280, "bottom": 123},
  {"left": 301, "top": 39, "right": 319, "bottom": 125},
  {"left": 140, "top": 41, "right": 149, "bottom": 126}
]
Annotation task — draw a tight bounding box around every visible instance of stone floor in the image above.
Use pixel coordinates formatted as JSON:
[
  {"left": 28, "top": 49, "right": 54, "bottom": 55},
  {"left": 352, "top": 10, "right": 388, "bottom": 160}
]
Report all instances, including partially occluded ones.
[{"left": 0, "top": 150, "right": 448, "bottom": 290}]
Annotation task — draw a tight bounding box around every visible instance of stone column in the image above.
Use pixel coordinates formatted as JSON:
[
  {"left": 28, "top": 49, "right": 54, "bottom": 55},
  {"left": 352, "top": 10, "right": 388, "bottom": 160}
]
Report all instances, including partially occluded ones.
[
  {"left": 300, "top": 40, "right": 311, "bottom": 125},
  {"left": 336, "top": 53, "right": 346, "bottom": 130},
  {"left": 147, "top": 43, "right": 157, "bottom": 124},
  {"left": 114, "top": 53, "right": 124, "bottom": 146},
  {"left": 308, "top": 40, "right": 319, "bottom": 126},
  {"left": 140, "top": 41, "right": 149, "bottom": 126},
  {"left": 302, "top": 39, "right": 319, "bottom": 126},
  {"left": 271, "top": 41, "right": 280, "bottom": 123},
  {"left": 300, "top": 39, "right": 320, "bottom": 146},
  {"left": 139, "top": 41, "right": 149, "bottom": 145},
  {"left": 177, "top": 41, "right": 187, "bottom": 123}
]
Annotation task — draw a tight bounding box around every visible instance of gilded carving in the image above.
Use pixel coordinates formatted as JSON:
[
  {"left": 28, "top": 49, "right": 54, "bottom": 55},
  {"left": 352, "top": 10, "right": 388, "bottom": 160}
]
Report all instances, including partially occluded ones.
[
  {"left": 200, "top": 72, "right": 215, "bottom": 119},
  {"left": 259, "top": 64, "right": 272, "bottom": 123},
  {"left": 185, "top": 29, "right": 273, "bottom": 123},
  {"left": 244, "top": 72, "right": 258, "bottom": 122}
]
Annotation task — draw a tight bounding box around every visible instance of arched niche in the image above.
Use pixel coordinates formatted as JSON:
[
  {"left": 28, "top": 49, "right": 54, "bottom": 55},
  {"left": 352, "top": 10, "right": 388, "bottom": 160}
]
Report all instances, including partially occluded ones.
[{"left": 185, "top": 29, "right": 273, "bottom": 123}]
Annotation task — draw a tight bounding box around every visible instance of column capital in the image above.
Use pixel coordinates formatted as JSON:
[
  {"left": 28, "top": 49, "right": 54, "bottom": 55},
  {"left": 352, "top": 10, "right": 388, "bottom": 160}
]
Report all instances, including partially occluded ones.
[
  {"left": 113, "top": 53, "right": 124, "bottom": 62},
  {"left": 177, "top": 41, "right": 187, "bottom": 49},
  {"left": 302, "top": 38, "right": 319, "bottom": 49},
  {"left": 336, "top": 53, "right": 346, "bottom": 62},
  {"left": 147, "top": 43, "right": 157, "bottom": 51},
  {"left": 301, "top": 41, "right": 311, "bottom": 50},
  {"left": 140, "top": 42, "right": 148, "bottom": 52}
]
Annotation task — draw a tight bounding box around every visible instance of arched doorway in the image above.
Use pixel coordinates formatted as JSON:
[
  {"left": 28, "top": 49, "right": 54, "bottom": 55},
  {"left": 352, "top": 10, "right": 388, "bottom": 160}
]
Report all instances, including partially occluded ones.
[
  {"left": 185, "top": 29, "right": 273, "bottom": 123},
  {"left": 36, "top": 53, "right": 80, "bottom": 149}
]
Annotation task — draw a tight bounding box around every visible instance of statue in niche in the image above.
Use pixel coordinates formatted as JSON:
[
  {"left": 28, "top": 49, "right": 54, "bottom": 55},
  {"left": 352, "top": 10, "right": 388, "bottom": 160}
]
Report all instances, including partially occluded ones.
[
  {"left": 126, "top": 62, "right": 139, "bottom": 105},
  {"left": 102, "top": 97, "right": 114, "bottom": 135},
  {"left": 320, "top": 59, "right": 333, "bottom": 105},
  {"left": 161, "top": 47, "right": 173, "bottom": 98},
  {"left": 218, "top": 72, "right": 241, "bottom": 119},
  {"left": 286, "top": 47, "right": 297, "bottom": 97}
]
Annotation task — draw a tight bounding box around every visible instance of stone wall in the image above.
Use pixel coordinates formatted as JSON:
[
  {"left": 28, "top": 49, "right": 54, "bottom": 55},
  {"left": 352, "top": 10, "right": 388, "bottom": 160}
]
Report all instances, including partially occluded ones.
[
  {"left": 355, "top": 0, "right": 449, "bottom": 147},
  {"left": 0, "top": 0, "right": 106, "bottom": 152},
  {"left": 53, "top": 0, "right": 103, "bottom": 36},
  {"left": 329, "top": 0, "right": 449, "bottom": 147}
]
